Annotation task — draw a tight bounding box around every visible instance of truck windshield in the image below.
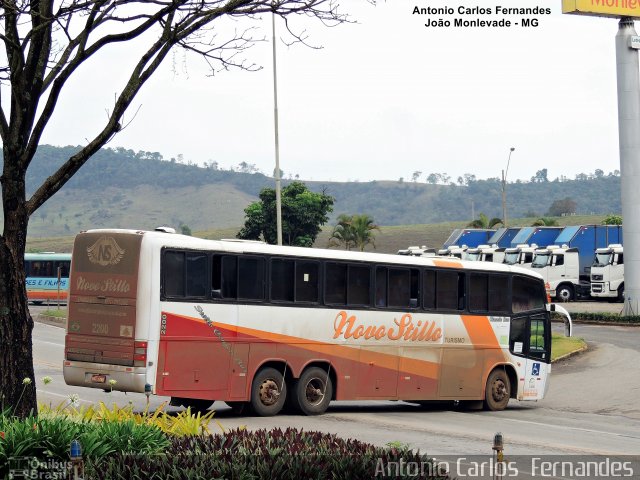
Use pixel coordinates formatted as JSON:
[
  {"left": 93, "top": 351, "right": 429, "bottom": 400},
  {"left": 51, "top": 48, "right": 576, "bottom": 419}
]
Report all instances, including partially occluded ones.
[
  {"left": 466, "top": 252, "right": 480, "bottom": 261},
  {"left": 504, "top": 252, "right": 519, "bottom": 265},
  {"left": 532, "top": 253, "right": 549, "bottom": 268},
  {"left": 593, "top": 253, "right": 611, "bottom": 267}
]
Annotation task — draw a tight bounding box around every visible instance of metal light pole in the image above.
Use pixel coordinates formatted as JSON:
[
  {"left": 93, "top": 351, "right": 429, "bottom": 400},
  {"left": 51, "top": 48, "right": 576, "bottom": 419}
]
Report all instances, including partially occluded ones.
[
  {"left": 501, "top": 147, "right": 515, "bottom": 227},
  {"left": 272, "top": 9, "right": 283, "bottom": 246},
  {"left": 616, "top": 18, "right": 640, "bottom": 314}
]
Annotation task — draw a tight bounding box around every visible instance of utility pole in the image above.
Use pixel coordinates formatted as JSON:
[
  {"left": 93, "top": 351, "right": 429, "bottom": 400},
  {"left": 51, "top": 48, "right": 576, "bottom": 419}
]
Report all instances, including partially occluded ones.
[
  {"left": 272, "top": 9, "right": 283, "bottom": 246},
  {"left": 501, "top": 147, "right": 515, "bottom": 227}
]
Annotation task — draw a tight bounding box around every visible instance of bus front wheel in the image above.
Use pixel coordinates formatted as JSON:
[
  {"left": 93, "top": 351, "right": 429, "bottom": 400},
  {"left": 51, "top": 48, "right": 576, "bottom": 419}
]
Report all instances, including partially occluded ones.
[
  {"left": 250, "top": 367, "right": 287, "bottom": 416},
  {"left": 484, "top": 369, "right": 510, "bottom": 411},
  {"left": 291, "top": 367, "right": 333, "bottom": 416}
]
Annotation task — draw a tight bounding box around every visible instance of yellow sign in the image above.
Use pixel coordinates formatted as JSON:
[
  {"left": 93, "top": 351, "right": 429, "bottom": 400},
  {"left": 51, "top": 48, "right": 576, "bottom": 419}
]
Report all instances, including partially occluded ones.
[{"left": 563, "top": 0, "right": 640, "bottom": 18}]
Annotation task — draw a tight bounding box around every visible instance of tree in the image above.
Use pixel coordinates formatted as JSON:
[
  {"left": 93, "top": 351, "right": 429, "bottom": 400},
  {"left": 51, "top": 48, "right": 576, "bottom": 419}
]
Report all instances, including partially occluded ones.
[
  {"left": 531, "top": 169, "right": 548, "bottom": 183},
  {"left": 531, "top": 217, "right": 559, "bottom": 227},
  {"left": 237, "top": 182, "right": 334, "bottom": 247},
  {"left": 328, "top": 214, "right": 356, "bottom": 250},
  {"left": 328, "top": 214, "right": 379, "bottom": 251},
  {"left": 180, "top": 224, "right": 192, "bottom": 236},
  {"left": 467, "top": 213, "right": 502, "bottom": 229},
  {"left": 0, "top": 1, "right": 349, "bottom": 418},
  {"left": 547, "top": 197, "right": 577, "bottom": 216},
  {"left": 602, "top": 214, "right": 622, "bottom": 225},
  {"left": 411, "top": 171, "right": 422, "bottom": 183}
]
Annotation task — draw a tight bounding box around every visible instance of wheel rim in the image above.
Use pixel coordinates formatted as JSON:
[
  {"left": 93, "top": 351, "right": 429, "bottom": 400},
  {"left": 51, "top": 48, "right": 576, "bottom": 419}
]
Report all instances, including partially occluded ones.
[
  {"left": 258, "top": 379, "right": 281, "bottom": 406},
  {"left": 304, "top": 377, "right": 325, "bottom": 406},
  {"left": 491, "top": 378, "right": 508, "bottom": 404},
  {"left": 559, "top": 288, "right": 570, "bottom": 301}
]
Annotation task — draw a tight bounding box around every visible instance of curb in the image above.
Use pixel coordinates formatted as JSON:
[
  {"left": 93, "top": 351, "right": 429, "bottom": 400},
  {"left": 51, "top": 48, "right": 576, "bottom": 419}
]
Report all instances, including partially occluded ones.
[
  {"left": 552, "top": 344, "right": 588, "bottom": 363},
  {"left": 36, "top": 314, "right": 66, "bottom": 329}
]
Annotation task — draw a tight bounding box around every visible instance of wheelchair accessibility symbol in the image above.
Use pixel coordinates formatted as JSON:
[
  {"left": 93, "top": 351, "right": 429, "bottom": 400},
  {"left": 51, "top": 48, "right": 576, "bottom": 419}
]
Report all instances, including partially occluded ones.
[{"left": 531, "top": 362, "right": 540, "bottom": 376}]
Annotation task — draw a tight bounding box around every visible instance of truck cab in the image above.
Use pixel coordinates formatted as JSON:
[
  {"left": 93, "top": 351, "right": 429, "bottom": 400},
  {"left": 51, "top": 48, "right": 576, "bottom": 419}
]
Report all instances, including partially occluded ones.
[
  {"left": 465, "top": 244, "right": 506, "bottom": 263},
  {"left": 503, "top": 244, "right": 537, "bottom": 269},
  {"left": 397, "top": 245, "right": 437, "bottom": 257},
  {"left": 531, "top": 245, "right": 588, "bottom": 302},
  {"left": 436, "top": 244, "right": 468, "bottom": 260},
  {"left": 591, "top": 244, "right": 624, "bottom": 302}
]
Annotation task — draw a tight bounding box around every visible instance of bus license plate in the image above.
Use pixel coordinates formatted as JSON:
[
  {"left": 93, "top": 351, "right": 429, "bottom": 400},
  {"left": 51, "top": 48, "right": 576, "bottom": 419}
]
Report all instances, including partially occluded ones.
[{"left": 91, "top": 374, "right": 106, "bottom": 384}]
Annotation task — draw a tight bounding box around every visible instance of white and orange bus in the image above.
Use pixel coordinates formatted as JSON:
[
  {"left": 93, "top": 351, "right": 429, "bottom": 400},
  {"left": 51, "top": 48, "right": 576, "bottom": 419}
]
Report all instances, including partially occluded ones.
[{"left": 63, "top": 228, "right": 571, "bottom": 416}]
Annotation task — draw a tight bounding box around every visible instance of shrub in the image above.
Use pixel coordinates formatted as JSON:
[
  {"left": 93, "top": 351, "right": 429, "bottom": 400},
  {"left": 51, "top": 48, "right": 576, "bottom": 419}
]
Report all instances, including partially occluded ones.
[
  {"left": 87, "top": 428, "right": 449, "bottom": 480},
  {"left": 553, "top": 312, "right": 640, "bottom": 324}
]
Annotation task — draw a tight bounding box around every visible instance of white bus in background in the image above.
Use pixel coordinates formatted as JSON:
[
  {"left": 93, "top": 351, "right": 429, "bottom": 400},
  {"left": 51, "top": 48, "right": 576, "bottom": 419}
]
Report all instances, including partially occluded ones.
[
  {"left": 503, "top": 244, "right": 537, "bottom": 269},
  {"left": 465, "top": 244, "right": 506, "bottom": 264},
  {"left": 591, "top": 244, "right": 624, "bottom": 302},
  {"left": 63, "top": 228, "right": 571, "bottom": 416}
]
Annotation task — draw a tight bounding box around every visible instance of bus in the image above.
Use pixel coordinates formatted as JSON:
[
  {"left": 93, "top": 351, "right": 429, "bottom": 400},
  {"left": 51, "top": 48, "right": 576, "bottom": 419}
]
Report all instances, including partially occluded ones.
[
  {"left": 63, "top": 229, "right": 571, "bottom": 416},
  {"left": 25, "top": 253, "right": 71, "bottom": 304}
]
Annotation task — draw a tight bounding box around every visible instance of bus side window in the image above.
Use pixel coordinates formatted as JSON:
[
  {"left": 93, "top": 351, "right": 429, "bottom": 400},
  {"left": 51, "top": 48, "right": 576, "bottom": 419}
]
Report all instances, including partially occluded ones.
[
  {"left": 295, "top": 261, "right": 319, "bottom": 303},
  {"left": 469, "top": 273, "right": 488, "bottom": 312},
  {"left": 238, "top": 257, "right": 265, "bottom": 301},
  {"left": 488, "top": 275, "right": 509, "bottom": 313},
  {"left": 437, "top": 270, "right": 464, "bottom": 310},
  {"left": 375, "top": 267, "right": 387, "bottom": 307},
  {"left": 325, "top": 263, "right": 347, "bottom": 305},
  {"left": 186, "top": 253, "right": 208, "bottom": 298},
  {"left": 529, "top": 316, "right": 547, "bottom": 360},
  {"left": 423, "top": 269, "right": 436, "bottom": 310},
  {"left": 347, "top": 264, "right": 371, "bottom": 306},
  {"left": 164, "top": 251, "right": 185, "bottom": 297},
  {"left": 388, "top": 268, "right": 413, "bottom": 308},
  {"left": 271, "top": 258, "right": 294, "bottom": 302}
]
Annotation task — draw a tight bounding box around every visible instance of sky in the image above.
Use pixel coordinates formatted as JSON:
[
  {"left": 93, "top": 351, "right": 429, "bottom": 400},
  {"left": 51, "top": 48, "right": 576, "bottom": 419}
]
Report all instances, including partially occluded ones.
[{"left": 39, "top": 0, "right": 625, "bottom": 184}]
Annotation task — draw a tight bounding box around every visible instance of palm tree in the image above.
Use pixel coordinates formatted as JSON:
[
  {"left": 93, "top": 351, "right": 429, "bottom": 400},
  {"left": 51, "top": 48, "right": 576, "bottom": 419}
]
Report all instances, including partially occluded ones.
[
  {"left": 328, "top": 214, "right": 356, "bottom": 250},
  {"left": 467, "top": 213, "right": 503, "bottom": 229},
  {"left": 328, "top": 214, "right": 380, "bottom": 251},
  {"left": 531, "top": 217, "right": 559, "bottom": 227},
  {"left": 350, "top": 214, "right": 380, "bottom": 252}
]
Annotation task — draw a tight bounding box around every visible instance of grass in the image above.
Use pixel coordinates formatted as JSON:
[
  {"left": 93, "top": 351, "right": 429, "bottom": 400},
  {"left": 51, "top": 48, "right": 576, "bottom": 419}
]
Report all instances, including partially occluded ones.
[
  {"left": 551, "top": 333, "right": 587, "bottom": 361},
  {"left": 41, "top": 308, "right": 67, "bottom": 318}
]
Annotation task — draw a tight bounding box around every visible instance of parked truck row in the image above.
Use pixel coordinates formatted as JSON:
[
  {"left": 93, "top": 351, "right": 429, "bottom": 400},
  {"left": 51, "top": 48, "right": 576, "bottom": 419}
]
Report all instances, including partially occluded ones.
[{"left": 400, "top": 225, "right": 624, "bottom": 302}]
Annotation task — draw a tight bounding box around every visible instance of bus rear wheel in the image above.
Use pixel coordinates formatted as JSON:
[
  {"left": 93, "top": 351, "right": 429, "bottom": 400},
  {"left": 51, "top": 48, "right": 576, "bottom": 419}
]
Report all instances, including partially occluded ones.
[
  {"left": 250, "top": 367, "right": 287, "bottom": 416},
  {"left": 484, "top": 369, "right": 511, "bottom": 411},
  {"left": 291, "top": 367, "right": 332, "bottom": 416}
]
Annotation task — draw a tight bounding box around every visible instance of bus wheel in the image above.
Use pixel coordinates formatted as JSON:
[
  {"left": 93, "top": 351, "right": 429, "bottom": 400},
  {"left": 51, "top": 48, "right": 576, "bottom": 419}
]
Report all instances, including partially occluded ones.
[
  {"left": 292, "top": 367, "right": 333, "bottom": 416},
  {"left": 484, "top": 369, "right": 510, "bottom": 411},
  {"left": 250, "top": 367, "right": 287, "bottom": 416},
  {"left": 556, "top": 284, "right": 574, "bottom": 302}
]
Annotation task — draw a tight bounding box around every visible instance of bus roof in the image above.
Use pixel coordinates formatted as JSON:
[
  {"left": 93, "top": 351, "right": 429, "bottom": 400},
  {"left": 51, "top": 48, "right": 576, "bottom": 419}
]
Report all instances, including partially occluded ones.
[
  {"left": 25, "top": 252, "right": 72, "bottom": 261},
  {"left": 80, "top": 229, "right": 543, "bottom": 280}
]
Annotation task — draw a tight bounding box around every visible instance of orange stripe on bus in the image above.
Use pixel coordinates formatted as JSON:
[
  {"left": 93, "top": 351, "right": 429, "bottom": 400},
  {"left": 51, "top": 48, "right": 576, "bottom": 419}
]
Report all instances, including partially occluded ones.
[
  {"left": 170, "top": 312, "right": 440, "bottom": 379},
  {"left": 431, "top": 258, "right": 462, "bottom": 269},
  {"left": 27, "top": 291, "right": 68, "bottom": 300},
  {"left": 460, "top": 315, "right": 500, "bottom": 348}
]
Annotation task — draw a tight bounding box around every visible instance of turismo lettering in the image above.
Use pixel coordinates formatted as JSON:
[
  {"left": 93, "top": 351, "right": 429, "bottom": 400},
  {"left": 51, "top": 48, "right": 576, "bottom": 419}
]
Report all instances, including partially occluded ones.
[
  {"left": 333, "top": 311, "right": 442, "bottom": 342},
  {"left": 76, "top": 276, "right": 130, "bottom": 293}
]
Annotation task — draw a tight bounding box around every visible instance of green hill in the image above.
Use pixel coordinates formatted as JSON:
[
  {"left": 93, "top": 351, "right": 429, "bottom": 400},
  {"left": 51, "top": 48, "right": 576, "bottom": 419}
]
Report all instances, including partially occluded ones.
[{"left": 16, "top": 145, "right": 622, "bottom": 238}]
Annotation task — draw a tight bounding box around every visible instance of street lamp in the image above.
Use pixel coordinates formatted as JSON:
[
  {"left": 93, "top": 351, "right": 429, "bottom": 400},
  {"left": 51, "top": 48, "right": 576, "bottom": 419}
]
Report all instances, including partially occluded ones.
[{"left": 501, "top": 147, "right": 515, "bottom": 227}]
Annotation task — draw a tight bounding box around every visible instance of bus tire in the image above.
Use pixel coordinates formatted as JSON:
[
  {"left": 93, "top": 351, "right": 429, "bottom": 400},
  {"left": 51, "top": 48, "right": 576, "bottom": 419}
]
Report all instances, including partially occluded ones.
[
  {"left": 291, "top": 367, "right": 333, "bottom": 416},
  {"left": 556, "top": 284, "right": 574, "bottom": 302},
  {"left": 250, "top": 367, "right": 287, "bottom": 417},
  {"left": 484, "top": 369, "right": 511, "bottom": 411}
]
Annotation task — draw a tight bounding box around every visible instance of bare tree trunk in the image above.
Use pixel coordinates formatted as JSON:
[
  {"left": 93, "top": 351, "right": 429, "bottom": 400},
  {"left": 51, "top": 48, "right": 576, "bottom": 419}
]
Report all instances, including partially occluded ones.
[{"left": 0, "top": 148, "right": 36, "bottom": 417}]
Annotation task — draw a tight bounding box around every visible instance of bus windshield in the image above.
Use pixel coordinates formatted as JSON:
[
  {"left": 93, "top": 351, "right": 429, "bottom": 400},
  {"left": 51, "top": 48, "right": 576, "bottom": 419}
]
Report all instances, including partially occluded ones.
[{"left": 532, "top": 254, "right": 549, "bottom": 268}]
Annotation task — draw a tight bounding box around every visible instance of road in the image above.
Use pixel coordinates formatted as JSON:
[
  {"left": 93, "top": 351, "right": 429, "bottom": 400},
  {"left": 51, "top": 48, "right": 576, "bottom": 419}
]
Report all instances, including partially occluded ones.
[{"left": 31, "top": 310, "right": 640, "bottom": 458}]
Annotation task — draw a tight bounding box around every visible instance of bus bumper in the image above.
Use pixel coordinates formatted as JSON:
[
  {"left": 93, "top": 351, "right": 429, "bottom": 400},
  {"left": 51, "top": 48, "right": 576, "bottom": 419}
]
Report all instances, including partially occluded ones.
[{"left": 63, "top": 360, "right": 147, "bottom": 393}]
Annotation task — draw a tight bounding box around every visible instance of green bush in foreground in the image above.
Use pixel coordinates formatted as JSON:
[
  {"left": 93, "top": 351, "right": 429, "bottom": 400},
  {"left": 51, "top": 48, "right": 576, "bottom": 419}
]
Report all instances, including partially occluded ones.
[{"left": 88, "top": 428, "right": 449, "bottom": 480}]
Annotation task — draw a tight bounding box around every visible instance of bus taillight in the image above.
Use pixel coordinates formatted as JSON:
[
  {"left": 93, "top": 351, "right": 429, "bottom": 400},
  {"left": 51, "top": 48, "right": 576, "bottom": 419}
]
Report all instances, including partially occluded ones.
[{"left": 134, "top": 341, "right": 147, "bottom": 367}]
